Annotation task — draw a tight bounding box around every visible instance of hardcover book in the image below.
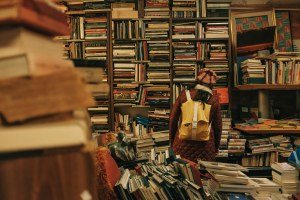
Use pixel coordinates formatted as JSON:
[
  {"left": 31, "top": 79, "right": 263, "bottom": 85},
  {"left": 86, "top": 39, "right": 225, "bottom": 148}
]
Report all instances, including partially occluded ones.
[{"left": 0, "top": 0, "right": 69, "bottom": 36}]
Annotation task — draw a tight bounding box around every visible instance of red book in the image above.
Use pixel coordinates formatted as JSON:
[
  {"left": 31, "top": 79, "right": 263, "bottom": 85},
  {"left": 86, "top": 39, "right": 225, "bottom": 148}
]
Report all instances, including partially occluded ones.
[
  {"left": 0, "top": 0, "right": 69, "bottom": 36},
  {"left": 215, "top": 87, "right": 229, "bottom": 104}
]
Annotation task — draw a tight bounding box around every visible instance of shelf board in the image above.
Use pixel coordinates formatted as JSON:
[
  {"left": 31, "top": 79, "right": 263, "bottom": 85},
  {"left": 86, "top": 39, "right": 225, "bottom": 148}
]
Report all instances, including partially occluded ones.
[
  {"left": 142, "top": 17, "right": 171, "bottom": 21},
  {"left": 84, "top": 9, "right": 111, "bottom": 13},
  {"left": 203, "top": 59, "right": 228, "bottom": 63},
  {"left": 234, "top": 127, "right": 300, "bottom": 134},
  {"left": 113, "top": 38, "right": 150, "bottom": 41},
  {"left": 173, "top": 80, "right": 196, "bottom": 83},
  {"left": 66, "top": 38, "right": 107, "bottom": 42},
  {"left": 172, "top": 38, "right": 229, "bottom": 41},
  {"left": 112, "top": 18, "right": 140, "bottom": 21},
  {"left": 172, "top": 17, "right": 229, "bottom": 21},
  {"left": 235, "top": 84, "right": 300, "bottom": 91},
  {"left": 114, "top": 104, "right": 150, "bottom": 108}
]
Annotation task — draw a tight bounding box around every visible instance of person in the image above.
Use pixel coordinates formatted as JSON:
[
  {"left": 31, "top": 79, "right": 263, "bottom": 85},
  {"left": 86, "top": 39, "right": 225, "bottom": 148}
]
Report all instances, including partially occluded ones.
[{"left": 169, "top": 68, "right": 222, "bottom": 163}]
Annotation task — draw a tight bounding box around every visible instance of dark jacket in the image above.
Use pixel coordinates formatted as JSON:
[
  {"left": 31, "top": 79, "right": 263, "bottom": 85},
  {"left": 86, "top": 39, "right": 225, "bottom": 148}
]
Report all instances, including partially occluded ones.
[{"left": 169, "top": 89, "right": 222, "bottom": 162}]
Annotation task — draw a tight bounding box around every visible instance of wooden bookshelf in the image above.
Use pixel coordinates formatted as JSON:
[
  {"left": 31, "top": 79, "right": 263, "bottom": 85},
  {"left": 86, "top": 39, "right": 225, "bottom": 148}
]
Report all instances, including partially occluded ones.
[
  {"left": 235, "top": 84, "right": 300, "bottom": 91},
  {"left": 61, "top": 0, "right": 231, "bottom": 133},
  {"left": 234, "top": 126, "right": 300, "bottom": 134}
]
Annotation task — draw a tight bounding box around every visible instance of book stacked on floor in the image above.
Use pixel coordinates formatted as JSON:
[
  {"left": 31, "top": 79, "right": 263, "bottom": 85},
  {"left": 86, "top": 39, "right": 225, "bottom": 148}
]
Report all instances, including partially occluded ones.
[
  {"left": 151, "top": 130, "right": 170, "bottom": 152},
  {"left": 135, "top": 137, "right": 155, "bottom": 155},
  {"left": 0, "top": 1, "right": 95, "bottom": 153},
  {"left": 217, "top": 112, "right": 230, "bottom": 158},
  {"left": 250, "top": 178, "right": 281, "bottom": 199},
  {"left": 148, "top": 108, "right": 170, "bottom": 132},
  {"left": 271, "top": 162, "right": 300, "bottom": 194},
  {"left": 199, "top": 161, "right": 259, "bottom": 197},
  {"left": 227, "top": 130, "right": 246, "bottom": 157},
  {"left": 114, "top": 147, "right": 206, "bottom": 200}
]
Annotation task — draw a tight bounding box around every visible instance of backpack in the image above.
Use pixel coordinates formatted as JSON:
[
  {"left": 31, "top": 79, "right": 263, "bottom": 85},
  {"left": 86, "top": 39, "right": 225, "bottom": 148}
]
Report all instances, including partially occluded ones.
[{"left": 178, "top": 90, "right": 212, "bottom": 141}]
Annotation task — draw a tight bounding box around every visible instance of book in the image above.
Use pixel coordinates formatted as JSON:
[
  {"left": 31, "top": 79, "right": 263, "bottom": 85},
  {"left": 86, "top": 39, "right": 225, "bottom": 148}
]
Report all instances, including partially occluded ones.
[
  {"left": 0, "top": 113, "right": 90, "bottom": 153},
  {"left": 199, "top": 161, "right": 248, "bottom": 171},
  {"left": 0, "top": 68, "right": 94, "bottom": 123},
  {"left": 0, "top": 27, "right": 73, "bottom": 78},
  {"left": 0, "top": 0, "right": 69, "bottom": 36}
]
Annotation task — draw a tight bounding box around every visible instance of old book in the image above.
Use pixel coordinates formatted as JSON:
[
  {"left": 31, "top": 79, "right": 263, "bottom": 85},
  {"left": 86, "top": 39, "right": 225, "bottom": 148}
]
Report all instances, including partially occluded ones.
[
  {"left": 0, "top": 114, "right": 90, "bottom": 153},
  {"left": 0, "top": 0, "right": 69, "bottom": 36},
  {"left": 76, "top": 67, "right": 103, "bottom": 83},
  {"left": 112, "top": 10, "right": 138, "bottom": 19},
  {"left": 0, "top": 68, "right": 94, "bottom": 123},
  {"left": 0, "top": 27, "right": 73, "bottom": 78}
]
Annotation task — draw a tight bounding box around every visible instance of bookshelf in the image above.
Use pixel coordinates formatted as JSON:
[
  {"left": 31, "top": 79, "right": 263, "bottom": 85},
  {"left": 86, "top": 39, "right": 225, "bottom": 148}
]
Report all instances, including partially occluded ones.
[
  {"left": 62, "top": 1, "right": 112, "bottom": 133},
  {"left": 59, "top": 0, "right": 232, "bottom": 138},
  {"left": 235, "top": 127, "right": 300, "bottom": 135}
]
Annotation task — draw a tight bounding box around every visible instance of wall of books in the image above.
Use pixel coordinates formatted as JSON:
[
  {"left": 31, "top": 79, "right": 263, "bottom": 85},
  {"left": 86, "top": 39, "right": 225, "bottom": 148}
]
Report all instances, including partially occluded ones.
[{"left": 59, "top": 0, "right": 231, "bottom": 155}]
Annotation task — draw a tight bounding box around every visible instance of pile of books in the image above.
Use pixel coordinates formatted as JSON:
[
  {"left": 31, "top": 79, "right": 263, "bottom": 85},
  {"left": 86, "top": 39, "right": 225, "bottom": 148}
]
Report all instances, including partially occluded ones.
[
  {"left": 0, "top": 0, "right": 95, "bottom": 153},
  {"left": 144, "top": 0, "right": 170, "bottom": 18},
  {"left": 199, "top": 161, "right": 259, "bottom": 196},
  {"left": 151, "top": 130, "right": 170, "bottom": 152},
  {"left": 114, "top": 147, "right": 206, "bottom": 200},
  {"left": 247, "top": 137, "right": 276, "bottom": 154},
  {"left": 271, "top": 162, "right": 300, "bottom": 194},
  {"left": 250, "top": 178, "right": 280, "bottom": 199},
  {"left": 270, "top": 135, "right": 294, "bottom": 158},
  {"left": 241, "top": 58, "right": 266, "bottom": 84}
]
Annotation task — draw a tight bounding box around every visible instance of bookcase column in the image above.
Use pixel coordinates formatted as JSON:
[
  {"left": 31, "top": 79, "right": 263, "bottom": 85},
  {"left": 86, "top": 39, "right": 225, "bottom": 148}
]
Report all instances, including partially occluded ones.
[
  {"left": 297, "top": 90, "right": 300, "bottom": 117},
  {"left": 258, "top": 90, "right": 270, "bottom": 118}
]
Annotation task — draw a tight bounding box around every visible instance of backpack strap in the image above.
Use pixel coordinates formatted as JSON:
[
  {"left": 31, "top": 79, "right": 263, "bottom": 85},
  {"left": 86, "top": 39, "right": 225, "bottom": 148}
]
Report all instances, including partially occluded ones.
[
  {"left": 192, "top": 101, "right": 199, "bottom": 140},
  {"left": 185, "top": 90, "right": 192, "bottom": 101}
]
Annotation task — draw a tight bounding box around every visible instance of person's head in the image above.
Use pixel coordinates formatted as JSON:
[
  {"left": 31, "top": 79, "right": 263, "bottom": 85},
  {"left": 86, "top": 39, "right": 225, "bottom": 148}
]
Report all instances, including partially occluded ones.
[{"left": 194, "top": 68, "right": 218, "bottom": 102}]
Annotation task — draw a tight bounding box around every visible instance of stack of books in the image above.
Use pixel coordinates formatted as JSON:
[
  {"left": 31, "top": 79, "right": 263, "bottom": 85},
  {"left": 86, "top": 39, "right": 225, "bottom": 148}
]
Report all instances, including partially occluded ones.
[
  {"left": 173, "top": 41, "right": 197, "bottom": 61},
  {"left": 172, "top": 22, "right": 197, "bottom": 39},
  {"left": 148, "top": 108, "right": 170, "bottom": 132},
  {"left": 227, "top": 130, "right": 246, "bottom": 157},
  {"left": 135, "top": 137, "right": 155, "bottom": 155},
  {"left": 271, "top": 162, "right": 300, "bottom": 194},
  {"left": 113, "top": 42, "right": 136, "bottom": 61},
  {"left": 144, "top": 0, "right": 170, "bottom": 18},
  {"left": 204, "top": 22, "right": 229, "bottom": 39},
  {"left": 250, "top": 178, "right": 280, "bottom": 199},
  {"left": 206, "top": 1, "right": 230, "bottom": 17},
  {"left": 270, "top": 135, "right": 294, "bottom": 158},
  {"left": 75, "top": 61, "right": 109, "bottom": 134},
  {"left": 114, "top": 147, "right": 206, "bottom": 200},
  {"left": 241, "top": 58, "right": 266, "bottom": 84},
  {"left": 111, "top": 3, "right": 138, "bottom": 19},
  {"left": 151, "top": 130, "right": 170, "bottom": 152},
  {"left": 199, "top": 161, "right": 259, "bottom": 196},
  {"left": 247, "top": 138, "right": 276, "bottom": 154},
  {"left": 217, "top": 112, "right": 230, "bottom": 158},
  {"left": 0, "top": 0, "right": 95, "bottom": 153}
]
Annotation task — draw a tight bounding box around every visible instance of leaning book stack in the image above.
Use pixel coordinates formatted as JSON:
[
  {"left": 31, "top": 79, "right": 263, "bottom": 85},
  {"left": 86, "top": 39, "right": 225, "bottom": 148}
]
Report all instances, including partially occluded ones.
[
  {"left": 114, "top": 147, "right": 206, "bottom": 199},
  {"left": 0, "top": 1, "right": 96, "bottom": 153},
  {"left": 271, "top": 162, "right": 300, "bottom": 194},
  {"left": 0, "top": 0, "right": 99, "bottom": 199},
  {"left": 199, "top": 160, "right": 259, "bottom": 197}
]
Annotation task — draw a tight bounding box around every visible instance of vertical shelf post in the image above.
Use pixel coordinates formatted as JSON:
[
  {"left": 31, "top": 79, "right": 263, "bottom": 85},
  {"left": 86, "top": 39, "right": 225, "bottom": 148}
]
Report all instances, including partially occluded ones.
[{"left": 258, "top": 90, "right": 269, "bottom": 118}]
